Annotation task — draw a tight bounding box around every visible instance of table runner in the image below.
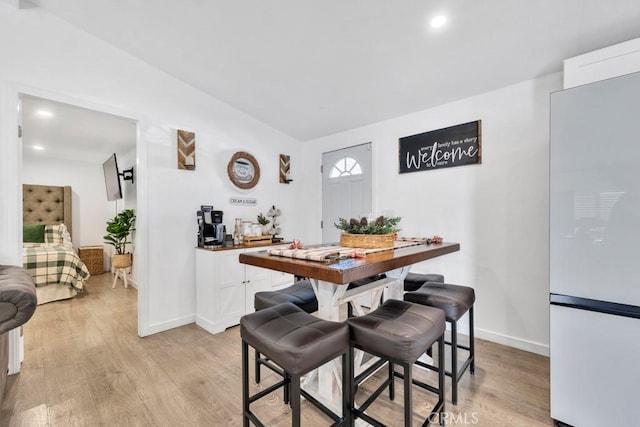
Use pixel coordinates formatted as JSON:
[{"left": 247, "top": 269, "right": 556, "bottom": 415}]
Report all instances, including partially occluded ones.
[{"left": 267, "top": 237, "right": 428, "bottom": 262}]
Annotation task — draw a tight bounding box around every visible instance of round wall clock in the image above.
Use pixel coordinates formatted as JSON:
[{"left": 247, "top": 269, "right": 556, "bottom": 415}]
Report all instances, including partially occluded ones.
[{"left": 227, "top": 151, "right": 260, "bottom": 189}]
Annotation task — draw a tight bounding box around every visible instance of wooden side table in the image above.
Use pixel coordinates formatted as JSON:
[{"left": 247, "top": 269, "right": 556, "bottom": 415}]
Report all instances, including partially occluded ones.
[{"left": 78, "top": 246, "right": 104, "bottom": 275}]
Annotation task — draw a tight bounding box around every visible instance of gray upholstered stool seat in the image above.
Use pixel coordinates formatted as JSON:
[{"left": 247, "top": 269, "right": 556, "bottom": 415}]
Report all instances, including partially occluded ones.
[
  {"left": 404, "top": 282, "right": 476, "bottom": 405},
  {"left": 348, "top": 299, "right": 445, "bottom": 363},
  {"left": 346, "top": 299, "right": 446, "bottom": 426},
  {"left": 240, "top": 302, "right": 351, "bottom": 426},
  {"left": 404, "top": 282, "right": 474, "bottom": 322},
  {"left": 253, "top": 279, "right": 318, "bottom": 386},
  {"left": 254, "top": 279, "right": 318, "bottom": 313},
  {"left": 403, "top": 272, "right": 445, "bottom": 292}
]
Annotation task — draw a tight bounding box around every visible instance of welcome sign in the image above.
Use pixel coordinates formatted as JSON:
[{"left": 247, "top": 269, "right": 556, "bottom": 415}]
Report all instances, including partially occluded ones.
[{"left": 399, "top": 120, "right": 482, "bottom": 174}]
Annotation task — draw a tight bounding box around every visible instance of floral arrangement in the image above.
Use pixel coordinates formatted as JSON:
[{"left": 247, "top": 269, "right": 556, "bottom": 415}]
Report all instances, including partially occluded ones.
[{"left": 334, "top": 216, "right": 401, "bottom": 235}]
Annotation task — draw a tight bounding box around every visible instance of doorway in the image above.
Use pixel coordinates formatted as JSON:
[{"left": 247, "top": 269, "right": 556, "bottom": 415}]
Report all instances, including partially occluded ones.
[
  {"left": 321, "top": 143, "right": 373, "bottom": 243},
  {"left": 18, "top": 93, "right": 142, "bottom": 320}
]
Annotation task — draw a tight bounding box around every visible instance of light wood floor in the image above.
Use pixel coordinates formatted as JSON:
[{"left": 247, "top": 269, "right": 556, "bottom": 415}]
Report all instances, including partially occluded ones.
[{"left": 1, "top": 274, "right": 553, "bottom": 426}]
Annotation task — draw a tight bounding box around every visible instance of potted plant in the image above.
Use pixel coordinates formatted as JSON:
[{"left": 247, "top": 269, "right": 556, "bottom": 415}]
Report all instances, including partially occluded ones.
[
  {"left": 104, "top": 209, "right": 136, "bottom": 268},
  {"left": 334, "top": 216, "right": 401, "bottom": 248},
  {"left": 256, "top": 213, "right": 270, "bottom": 235}
]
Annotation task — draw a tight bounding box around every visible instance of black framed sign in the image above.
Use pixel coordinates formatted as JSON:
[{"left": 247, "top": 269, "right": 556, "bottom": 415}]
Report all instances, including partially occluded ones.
[{"left": 399, "top": 120, "right": 482, "bottom": 174}]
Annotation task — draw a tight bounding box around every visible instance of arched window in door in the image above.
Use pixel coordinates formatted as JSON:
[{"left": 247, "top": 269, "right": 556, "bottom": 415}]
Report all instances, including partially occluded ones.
[{"left": 329, "top": 157, "right": 363, "bottom": 178}]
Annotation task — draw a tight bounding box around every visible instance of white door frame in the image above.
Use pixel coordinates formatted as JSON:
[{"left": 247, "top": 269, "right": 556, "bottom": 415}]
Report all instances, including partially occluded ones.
[{"left": 0, "top": 82, "right": 149, "bottom": 372}]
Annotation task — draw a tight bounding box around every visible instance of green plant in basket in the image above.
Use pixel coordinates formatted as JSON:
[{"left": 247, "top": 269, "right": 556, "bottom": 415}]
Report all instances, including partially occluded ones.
[
  {"left": 104, "top": 209, "right": 136, "bottom": 254},
  {"left": 334, "top": 216, "right": 401, "bottom": 235}
]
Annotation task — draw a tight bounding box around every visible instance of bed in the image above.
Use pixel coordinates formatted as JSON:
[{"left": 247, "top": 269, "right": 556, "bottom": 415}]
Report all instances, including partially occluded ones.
[{"left": 22, "top": 184, "right": 91, "bottom": 304}]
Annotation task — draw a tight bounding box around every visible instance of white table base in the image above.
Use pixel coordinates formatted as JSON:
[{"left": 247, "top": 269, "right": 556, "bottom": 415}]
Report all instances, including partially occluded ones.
[{"left": 304, "top": 266, "right": 412, "bottom": 416}]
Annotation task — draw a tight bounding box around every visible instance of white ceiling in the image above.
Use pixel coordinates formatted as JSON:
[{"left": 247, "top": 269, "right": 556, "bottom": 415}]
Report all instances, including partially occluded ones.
[
  {"left": 21, "top": 95, "right": 136, "bottom": 163},
  {"left": 26, "top": 0, "right": 640, "bottom": 141}
]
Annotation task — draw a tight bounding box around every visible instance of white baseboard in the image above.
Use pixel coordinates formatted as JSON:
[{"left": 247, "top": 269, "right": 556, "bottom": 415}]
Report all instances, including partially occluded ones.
[
  {"left": 126, "top": 278, "right": 138, "bottom": 289},
  {"left": 142, "top": 314, "right": 195, "bottom": 337},
  {"left": 195, "top": 315, "right": 241, "bottom": 335},
  {"left": 475, "top": 327, "right": 549, "bottom": 357}
]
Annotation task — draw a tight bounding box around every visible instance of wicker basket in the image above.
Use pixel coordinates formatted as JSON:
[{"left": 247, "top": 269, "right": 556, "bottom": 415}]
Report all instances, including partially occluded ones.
[
  {"left": 340, "top": 233, "right": 394, "bottom": 249},
  {"left": 78, "top": 246, "right": 104, "bottom": 274},
  {"left": 112, "top": 253, "right": 132, "bottom": 268}
]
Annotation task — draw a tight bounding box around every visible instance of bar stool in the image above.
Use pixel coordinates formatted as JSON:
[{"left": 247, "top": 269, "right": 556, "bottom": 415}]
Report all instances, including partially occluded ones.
[
  {"left": 403, "top": 272, "right": 445, "bottom": 292},
  {"left": 254, "top": 279, "right": 318, "bottom": 313},
  {"left": 404, "top": 282, "right": 475, "bottom": 405},
  {"left": 346, "top": 299, "right": 446, "bottom": 426},
  {"left": 240, "top": 302, "right": 351, "bottom": 427},
  {"left": 253, "top": 279, "right": 318, "bottom": 385}
]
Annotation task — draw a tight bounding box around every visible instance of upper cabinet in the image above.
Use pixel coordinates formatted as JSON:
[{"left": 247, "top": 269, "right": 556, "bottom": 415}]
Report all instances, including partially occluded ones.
[{"left": 564, "top": 38, "right": 640, "bottom": 89}]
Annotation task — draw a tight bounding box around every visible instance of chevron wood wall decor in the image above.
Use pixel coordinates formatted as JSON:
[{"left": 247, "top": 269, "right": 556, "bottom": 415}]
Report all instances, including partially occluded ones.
[
  {"left": 177, "top": 129, "right": 196, "bottom": 170},
  {"left": 279, "top": 154, "right": 292, "bottom": 183}
]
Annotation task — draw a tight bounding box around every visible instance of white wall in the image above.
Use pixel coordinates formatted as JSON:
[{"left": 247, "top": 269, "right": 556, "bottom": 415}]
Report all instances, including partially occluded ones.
[
  {"left": 0, "top": 4, "right": 306, "bottom": 336},
  {"left": 302, "top": 73, "right": 562, "bottom": 355}
]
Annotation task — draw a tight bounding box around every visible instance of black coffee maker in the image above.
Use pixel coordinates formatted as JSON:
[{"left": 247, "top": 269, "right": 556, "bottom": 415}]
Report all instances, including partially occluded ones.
[{"left": 197, "top": 205, "right": 225, "bottom": 248}]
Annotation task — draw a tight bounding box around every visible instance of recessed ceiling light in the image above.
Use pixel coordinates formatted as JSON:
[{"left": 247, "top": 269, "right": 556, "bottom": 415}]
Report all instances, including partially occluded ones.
[
  {"left": 430, "top": 15, "right": 447, "bottom": 29},
  {"left": 32, "top": 145, "right": 45, "bottom": 151},
  {"left": 36, "top": 110, "right": 53, "bottom": 118}
]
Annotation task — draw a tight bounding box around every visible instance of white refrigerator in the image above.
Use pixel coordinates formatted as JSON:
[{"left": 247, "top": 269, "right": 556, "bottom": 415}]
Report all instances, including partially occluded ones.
[{"left": 550, "top": 71, "right": 640, "bottom": 426}]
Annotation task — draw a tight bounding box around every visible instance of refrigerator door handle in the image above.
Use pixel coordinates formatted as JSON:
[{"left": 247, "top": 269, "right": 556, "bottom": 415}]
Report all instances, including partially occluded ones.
[{"left": 550, "top": 293, "right": 640, "bottom": 320}]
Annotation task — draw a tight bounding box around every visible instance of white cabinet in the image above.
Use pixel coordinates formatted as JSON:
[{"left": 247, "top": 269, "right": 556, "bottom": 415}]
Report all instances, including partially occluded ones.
[
  {"left": 244, "top": 265, "right": 293, "bottom": 315},
  {"left": 195, "top": 246, "right": 293, "bottom": 334},
  {"left": 564, "top": 38, "right": 640, "bottom": 89}
]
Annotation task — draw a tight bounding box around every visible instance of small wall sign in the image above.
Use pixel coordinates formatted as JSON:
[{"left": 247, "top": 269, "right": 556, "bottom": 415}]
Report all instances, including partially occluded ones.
[
  {"left": 399, "top": 120, "right": 482, "bottom": 174},
  {"left": 177, "top": 129, "right": 196, "bottom": 170},
  {"left": 279, "top": 154, "right": 292, "bottom": 183},
  {"left": 229, "top": 197, "right": 257, "bottom": 206}
]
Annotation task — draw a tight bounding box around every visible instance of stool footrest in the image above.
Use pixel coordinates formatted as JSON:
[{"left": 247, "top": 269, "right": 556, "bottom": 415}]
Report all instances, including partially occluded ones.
[
  {"left": 415, "top": 356, "right": 474, "bottom": 382},
  {"left": 456, "top": 358, "right": 474, "bottom": 381},
  {"left": 249, "top": 379, "right": 288, "bottom": 404},
  {"left": 357, "top": 376, "right": 393, "bottom": 414},
  {"left": 393, "top": 370, "right": 441, "bottom": 395},
  {"left": 353, "top": 409, "right": 386, "bottom": 427},
  {"left": 299, "top": 388, "right": 343, "bottom": 423},
  {"left": 444, "top": 339, "right": 471, "bottom": 351},
  {"left": 354, "top": 358, "right": 388, "bottom": 386},
  {"left": 245, "top": 410, "right": 265, "bottom": 427}
]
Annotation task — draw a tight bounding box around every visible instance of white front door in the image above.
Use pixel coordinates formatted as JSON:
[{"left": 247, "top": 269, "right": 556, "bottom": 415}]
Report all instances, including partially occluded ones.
[{"left": 322, "top": 143, "right": 372, "bottom": 244}]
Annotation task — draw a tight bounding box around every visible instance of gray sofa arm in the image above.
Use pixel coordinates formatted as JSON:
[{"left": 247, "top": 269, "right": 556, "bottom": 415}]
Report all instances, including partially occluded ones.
[{"left": 0, "top": 266, "right": 37, "bottom": 335}]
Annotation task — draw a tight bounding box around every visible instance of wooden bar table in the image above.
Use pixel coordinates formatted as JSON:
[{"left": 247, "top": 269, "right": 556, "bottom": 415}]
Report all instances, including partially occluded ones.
[{"left": 239, "top": 242, "right": 460, "bottom": 414}]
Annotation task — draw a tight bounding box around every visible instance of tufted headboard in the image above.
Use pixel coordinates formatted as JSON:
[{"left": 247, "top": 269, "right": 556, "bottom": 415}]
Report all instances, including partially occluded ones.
[{"left": 22, "top": 184, "right": 72, "bottom": 237}]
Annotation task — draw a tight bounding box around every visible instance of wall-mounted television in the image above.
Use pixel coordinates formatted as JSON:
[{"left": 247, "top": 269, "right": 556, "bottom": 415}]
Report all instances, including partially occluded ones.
[{"left": 103, "top": 153, "right": 123, "bottom": 201}]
